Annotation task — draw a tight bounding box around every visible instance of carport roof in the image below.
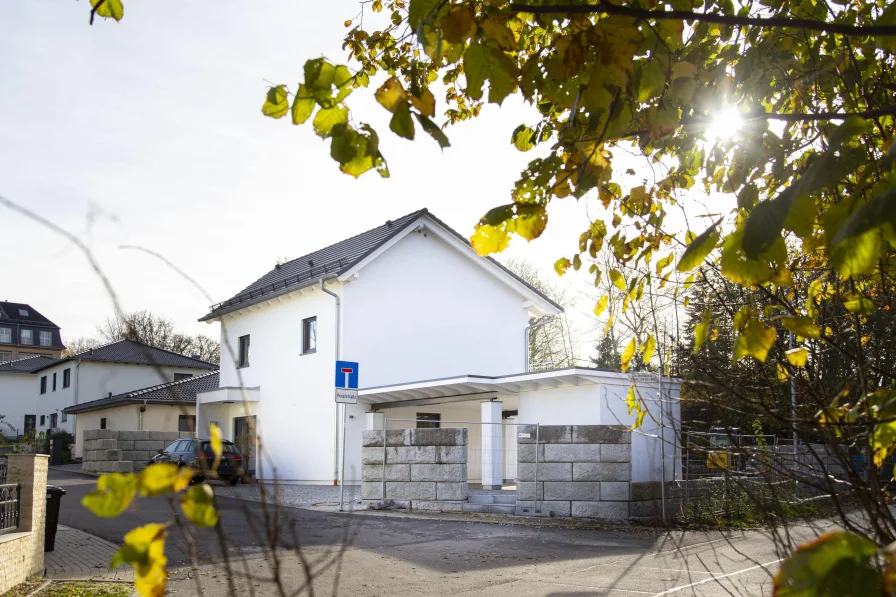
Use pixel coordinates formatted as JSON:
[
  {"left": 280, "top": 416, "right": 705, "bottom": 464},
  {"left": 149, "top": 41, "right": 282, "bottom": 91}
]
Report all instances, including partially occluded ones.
[{"left": 359, "top": 367, "right": 644, "bottom": 406}]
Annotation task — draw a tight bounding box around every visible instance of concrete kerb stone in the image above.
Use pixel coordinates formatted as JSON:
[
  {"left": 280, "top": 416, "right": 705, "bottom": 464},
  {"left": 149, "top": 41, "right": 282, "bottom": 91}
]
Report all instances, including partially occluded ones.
[
  {"left": 436, "top": 482, "right": 467, "bottom": 500},
  {"left": 362, "top": 464, "right": 411, "bottom": 482},
  {"left": 117, "top": 430, "right": 151, "bottom": 441},
  {"left": 410, "top": 464, "right": 466, "bottom": 482},
  {"left": 517, "top": 482, "right": 544, "bottom": 500},
  {"left": 409, "top": 428, "right": 467, "bottom": 446},
  {"left": 543, "top": 481, "right": 600, "bottom": 501},
  {"left": 362, "top": 430, "right": 409, "bottom": 447},
  {"left": 600, "top": 481, "right": 631, "bottom": 501},
  {"left": 543, "top": 444, "right": 601, "bottom": 463},
  {"left": 516, "top": 443, "right": 544, "bottom": 463},
  {"left": 516, "top": 425, "right": 571, "bottom": 444},
  {"left": 572, "top": 501, "right": 629, "bottom": 519},
  {"left": 571, "top": 425, "right": 630, "bottom": 444},
  {"left": 386, "top": 482, "right": 437, "bottom": 500},
  {"left": 572, "top": 463, "right": 632, "bottom": 482},
  {"left": 362, "top": 446, "right": 437, "bottom": 465},
  {"left": 600, "top": 444, "right": 632, "bottom": 463},
  {"left": 517, "top": 462, "right": 572, "bottom": 482},
  {"left": 436, "top": 446, "right": 466, "bottom": 464},
  {"left": 135, "top": 440, "right": 163, "bottom": 451},
  {"left": 515, "top": 500, "right": 571, "bottom": 517}
]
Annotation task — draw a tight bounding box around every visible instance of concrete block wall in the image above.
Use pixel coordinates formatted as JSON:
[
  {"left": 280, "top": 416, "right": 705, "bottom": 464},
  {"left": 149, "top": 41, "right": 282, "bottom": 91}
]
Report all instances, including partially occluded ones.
[
  {"left": 0, "top": 454, "right": 48, "bottom": 593},
  {"left": 81, "top": 429, "right": 194, "bottom": 474},
  {"left": 515, "top": 425, "right": 632, "bottom": 519},
  {"left": 361, "top": 428, "right": 468, "bottom": 508}
]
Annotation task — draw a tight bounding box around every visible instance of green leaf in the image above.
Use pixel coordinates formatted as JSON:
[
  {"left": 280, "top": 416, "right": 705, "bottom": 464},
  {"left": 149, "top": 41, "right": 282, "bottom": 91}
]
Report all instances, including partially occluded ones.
[
  {"left": 390, "top": 104, "right": 416, "bottom": 140},
  {"left": 82, "top": 473, "right": 138, "bottom": 518},
  {"left": 330, "top": 124, "right": 387, "bottom": 179},
  {"left": 721, "top": 223, "right": 787, "bottom": 286},
  {"left": 90, "top": 0, "right": 123, "bottom": 21},
  {"left": 609, "top": 269, "right": 626, "bottom": 291},
  {"left": 409, "top": 0, "right": 440, "bottom": 29},
  {"left": 463, "top": 39, "right": 519, "bottom": 105},
  {"left": 313, "top": 105, "right": 349, "bottom": 138},
  {"left": 262, "top": 85, "right": 290, "bottom": 119},
  {"left": 621, "top": 338, "right": 636, "bottom": 372},
  {"left": 180, "top": 484, "right": 218, "bottom": 528},
  {"left": 637, "top": 60, "right": 665, "bottom": 103},
  {"left": 693, "top": 309, "right": 710, "bottom": 354},
  {"left": 781, "top": 317, "right": 821, "bottom": 340},
  {"left": 413, "top": 113, "right": 450, "bottom": 149},
  {"left": 440, "top": 5, "right": 477, "bottom": 43},
  {"left": 733, "top": 317, "right": 777, "bottom": 363},
  {"left": 677, "top": 220, "right": 721, "bottom": 272},
  {"left": 291, "top": 84, "right": 316, "bottom": 125},
  {"left": 844, "top": 295, "right": 877, "bottom": 315},
  {"left": 112, "top": 523, "right": 170, "bottom": 597},
  {"left": 512, "top": 125, "right": 536, "bottom": 152},
  {"left": 773, "top": 532, "right": 881, "bottom": 597}
]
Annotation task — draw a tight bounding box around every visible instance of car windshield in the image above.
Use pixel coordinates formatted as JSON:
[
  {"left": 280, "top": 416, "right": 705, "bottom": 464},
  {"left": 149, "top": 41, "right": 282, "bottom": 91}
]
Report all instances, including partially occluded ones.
[{"left": 201, "top": 442, "right": 239, "bottom": 455}]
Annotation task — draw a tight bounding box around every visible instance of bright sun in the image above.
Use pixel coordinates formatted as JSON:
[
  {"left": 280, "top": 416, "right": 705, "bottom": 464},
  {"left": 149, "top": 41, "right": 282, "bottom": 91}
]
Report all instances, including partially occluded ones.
[{"left": 706, "top": 108, "right": 745, "bottom": 141}]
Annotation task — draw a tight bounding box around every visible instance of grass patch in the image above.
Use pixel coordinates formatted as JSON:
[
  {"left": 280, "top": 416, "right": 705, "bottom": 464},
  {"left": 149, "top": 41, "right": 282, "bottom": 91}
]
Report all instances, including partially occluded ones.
[
  {"left": 0, "top": 578, "right": 43, "bottom": 597},
  {"left": 42, "top": 583, "right": 133, "bottom": 597}
]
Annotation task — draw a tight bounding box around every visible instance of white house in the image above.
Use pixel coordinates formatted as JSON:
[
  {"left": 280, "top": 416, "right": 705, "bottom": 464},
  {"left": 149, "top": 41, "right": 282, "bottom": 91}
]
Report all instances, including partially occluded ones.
[
  {"left": 198, "top": 208, "right": 682, "bottom": 487},
  {"left": 26, "top": 339, "right": 218, "bottom": 444},
  {"left": 0, "top": 355, "right": 59, "bottom": 438}
]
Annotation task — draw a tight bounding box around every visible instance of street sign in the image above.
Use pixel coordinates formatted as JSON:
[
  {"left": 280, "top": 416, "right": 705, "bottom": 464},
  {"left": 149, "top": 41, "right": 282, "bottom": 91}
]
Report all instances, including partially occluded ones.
[
  {"left": 335, "top": 388, "right": 358, "bottom": 404},
  {"left": 335, "top": 360, "right": 359, "bottom": 389}
]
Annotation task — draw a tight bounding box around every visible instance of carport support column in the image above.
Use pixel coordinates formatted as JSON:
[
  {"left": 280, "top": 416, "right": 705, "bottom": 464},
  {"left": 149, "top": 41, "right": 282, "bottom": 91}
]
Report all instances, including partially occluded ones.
[
  {"left": 481, "top": 401, "right": 503, "bottom": 490},
  {"left": 365, "top": 412, "right": 385, "bottom": 430}
]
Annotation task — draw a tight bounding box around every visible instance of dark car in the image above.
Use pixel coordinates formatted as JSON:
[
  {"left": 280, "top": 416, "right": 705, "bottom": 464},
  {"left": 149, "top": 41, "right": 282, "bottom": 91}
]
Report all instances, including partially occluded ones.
[{"left": 149, "top": 438, "right": 245, "bottom": 485}]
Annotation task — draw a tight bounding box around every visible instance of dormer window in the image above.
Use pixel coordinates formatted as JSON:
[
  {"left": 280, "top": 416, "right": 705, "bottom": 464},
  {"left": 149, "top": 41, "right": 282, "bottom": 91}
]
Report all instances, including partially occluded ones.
[
  {"left": 18, "top": 309, "right": 28, "bottom": 317},
  {"left": 0, "top": 328, "right": 10, "bottom": 344},
  {"left": 39, "top": 331, "right": 52, "bottom": 346},
  {"left": 21, "top": 329, "right": 33, "bottom": 345}
]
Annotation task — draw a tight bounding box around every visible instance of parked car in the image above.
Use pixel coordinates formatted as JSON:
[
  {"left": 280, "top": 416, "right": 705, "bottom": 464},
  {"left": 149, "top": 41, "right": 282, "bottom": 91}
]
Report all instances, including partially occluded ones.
[{"left": 148, "top": 438, "right": 245, "bottom": 485}]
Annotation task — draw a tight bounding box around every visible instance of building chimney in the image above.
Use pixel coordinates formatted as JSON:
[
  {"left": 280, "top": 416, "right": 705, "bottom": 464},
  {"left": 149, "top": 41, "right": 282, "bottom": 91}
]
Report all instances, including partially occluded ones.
[{"left": 108, "top": 392, "right": 112, "bottom": 398}]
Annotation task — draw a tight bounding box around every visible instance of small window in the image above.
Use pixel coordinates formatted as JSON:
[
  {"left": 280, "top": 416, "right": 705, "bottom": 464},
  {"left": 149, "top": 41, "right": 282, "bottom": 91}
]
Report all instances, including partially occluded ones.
[
  {"left": 18, "top": 309, "right": 29, "bottom": 317},
  {"left": 238, "top": 335, "right": 250, "bottom": 368},
  {"left": 49, "top": 413, "right": 58, "bottom": 428},
  {"left": 0, "top": 353, "right": 10, "bottom": 363},
  {"left": 63, "top": 368, "right": 71, "bottom": 388},
  {"left": 178, "top": 415, "right": 196, "bottom": 432},
  {"left": 61, "top": 411, "right": 67, "bottom": 423},
  {"left": 39, "top": 331, "right": 52, "bottom": 346},
  {"left": 40, "top": 376, "right": 47, "bottom": 394},
  {"left": 302, "top": 316, "right": 317, "bottom": 354},
  {"left": 0, "top": 328, "right": 10, "bottom": 343},
  {"left": 52, "top": 372, "right": 57, "bottom": 391},
  {"left": 40, "top": 415, "right": 45, "bottom": 426},
  {"left": 21, "top": 329, "right": 33, "bottom": 345},
  {"left": 100, "top": 417, "right": 107, "bottom": 430},
  {"left": 416, "top": 413, "right": 441, "bottom": 429},
  {"left": 174, "top": 373, "right": 193, "bottom": 382}
]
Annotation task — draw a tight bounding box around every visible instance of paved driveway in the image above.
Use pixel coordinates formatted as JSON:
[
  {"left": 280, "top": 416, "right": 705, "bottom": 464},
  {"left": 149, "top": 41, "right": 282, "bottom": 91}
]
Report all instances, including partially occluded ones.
[{"left": 49, "top": 468, "right": 815, "bottom": 596}]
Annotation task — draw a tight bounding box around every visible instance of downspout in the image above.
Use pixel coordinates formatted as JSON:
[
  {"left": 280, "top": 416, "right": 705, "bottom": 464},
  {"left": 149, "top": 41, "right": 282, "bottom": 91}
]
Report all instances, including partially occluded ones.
[
  {"left": 320, "top": 278, "right": 341, "bottom": 485},
  {"left": 139, "top": 400, "right": 147, "bottom": 431}
]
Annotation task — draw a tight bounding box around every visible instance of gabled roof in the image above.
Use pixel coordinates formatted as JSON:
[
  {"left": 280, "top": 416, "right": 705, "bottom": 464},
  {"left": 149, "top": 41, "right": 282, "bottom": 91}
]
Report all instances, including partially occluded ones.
[
  {"left": 0, "top": 302, "right": 61, "bottom": 328},
  {"left": 64, "top": 371, "right": 219, "bottom": 414},
  {"left": 31, "top": 339, "right": 218, "bottom": 374},
  {"left": 200, "top": 208, "right": 562, "bottom": 321},
  {"left": 0, "top": 355, "right": 58, "bottom": 374}
]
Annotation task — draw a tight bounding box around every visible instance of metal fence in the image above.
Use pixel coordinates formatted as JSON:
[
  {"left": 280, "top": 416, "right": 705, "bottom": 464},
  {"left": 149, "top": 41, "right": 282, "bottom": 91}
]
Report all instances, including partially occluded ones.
[
  {"left": 0, "top": 457, "right": 7, "bottom": 484},
  {"left": 0, "top": 483, "right": 20, "bottom": 535}
]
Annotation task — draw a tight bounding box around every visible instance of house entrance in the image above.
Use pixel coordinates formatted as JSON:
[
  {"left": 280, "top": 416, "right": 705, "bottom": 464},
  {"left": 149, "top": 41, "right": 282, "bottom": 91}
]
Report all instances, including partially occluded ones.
[{"left": 234, "top": 416, "right": 257, "bottom": 477}]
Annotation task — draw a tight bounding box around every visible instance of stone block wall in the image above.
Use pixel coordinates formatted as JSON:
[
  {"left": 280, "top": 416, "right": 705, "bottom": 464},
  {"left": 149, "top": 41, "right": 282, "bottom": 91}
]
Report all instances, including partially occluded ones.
[
  {"left": 0, "top": 454, "right": 48, "bottom": 593},
  {"left": 516, "top": 425, "right": 632, "bottom": 519},
  {"left": 81, "top": 429, "right": 194, "bottom": 474},
  {"left": 361, "top": 428, "right": 468, "bottom": 507}
]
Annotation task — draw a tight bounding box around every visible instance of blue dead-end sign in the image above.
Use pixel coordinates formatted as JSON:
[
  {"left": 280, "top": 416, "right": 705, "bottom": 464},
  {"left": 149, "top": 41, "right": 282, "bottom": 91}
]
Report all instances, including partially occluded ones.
[{"left": 335, "top": 360, "right": 359, "bottom": 389}]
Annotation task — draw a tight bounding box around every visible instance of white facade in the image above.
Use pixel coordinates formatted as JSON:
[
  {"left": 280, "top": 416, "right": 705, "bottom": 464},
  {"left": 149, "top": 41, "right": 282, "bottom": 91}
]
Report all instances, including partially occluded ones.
[
  {"left": 202, "top": 213, "right": 557, "bottom": 484},
  {"left": 0, "top": 371, "right": 39, "bottom": 438}
]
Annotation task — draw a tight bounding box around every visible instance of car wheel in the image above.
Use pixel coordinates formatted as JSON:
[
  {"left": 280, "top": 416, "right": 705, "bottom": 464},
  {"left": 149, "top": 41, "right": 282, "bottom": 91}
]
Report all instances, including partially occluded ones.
[{"left": 228, "top": 476, "right": 239, "bottom": 486}]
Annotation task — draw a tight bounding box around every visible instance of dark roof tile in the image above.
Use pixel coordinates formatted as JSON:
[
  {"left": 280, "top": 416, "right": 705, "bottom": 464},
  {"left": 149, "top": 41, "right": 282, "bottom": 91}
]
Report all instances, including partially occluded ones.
[
  {"left": 32, "top": 339, "right": 218, "bottom": 373},
  {"left": 0, "top": 355, "right": 59, "bottom": 374},
  {"left": 64, "top": 371, "right": 219, "bottom": 414}
]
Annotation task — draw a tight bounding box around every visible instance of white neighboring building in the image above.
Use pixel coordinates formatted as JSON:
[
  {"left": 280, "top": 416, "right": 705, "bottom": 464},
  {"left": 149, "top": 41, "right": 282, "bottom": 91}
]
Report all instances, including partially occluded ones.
[
  {"left": 27, "top": 339, "right": 218, "bottom": 438},
  {"left": 0, "top": 356, "right": 59, "bottom": 438},
  {"left": 198, "top": 208, "right": 682, "bottom": 487}
]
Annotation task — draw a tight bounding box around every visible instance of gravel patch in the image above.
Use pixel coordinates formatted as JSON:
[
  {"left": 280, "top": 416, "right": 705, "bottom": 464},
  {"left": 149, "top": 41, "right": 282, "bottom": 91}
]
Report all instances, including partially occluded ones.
[{"left": 215, "top": 483, "right": 363, "bottom": 512}]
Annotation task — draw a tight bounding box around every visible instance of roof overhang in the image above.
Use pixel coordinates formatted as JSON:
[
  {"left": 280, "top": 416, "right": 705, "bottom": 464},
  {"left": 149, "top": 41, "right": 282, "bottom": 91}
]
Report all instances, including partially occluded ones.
[
  {"left": 64, "top": 398, "right": 197, "bottom": 415},
  {"left": 359, "top": 367, "right": 644, "bottom": 406},
  {"left": 197, "top": 387, "right": 260, "bottom": 405}
]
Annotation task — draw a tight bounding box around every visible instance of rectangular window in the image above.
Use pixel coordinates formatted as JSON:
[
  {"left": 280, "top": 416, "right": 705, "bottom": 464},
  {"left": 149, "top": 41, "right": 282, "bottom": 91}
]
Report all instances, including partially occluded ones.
[
  {"left": 63, "top": 368, "right": 71, "bottom": 388},
  {"left": 238, "top": 335, "right": 250, "bottom": 368},
  {"left": 24, "top": 415, "right": 35, "bottom": 436},
  {"left": 416, "top": 413, "right": 441, "bottom": 429},
  {"left": 40, "top": 415, "right": 45, "bottom": 426},
  {"left": 50, "top": 413, "right": 57, "bottom": 428},
  {"left": 100, "top": 417, "right": 107, "bottom": 430},
  {"left": 178, "top": 415, "right": 197, "bottom": 432},
  {"left": 61, "top": 411, "right": 67, "bottom": 423},
  {"left": 39, "top": 331, "right": 52, "bottom": 346},
  {"left": 0, "top": 328, "right": 10, "bottom": 343},
  {"left": 18, "top": 309, "right": 29, "bottom": 317},
  {"left": 40, "top": 376, "right": 47, "bottom": 394},
  {"left": 52, "top": 372, "right": 57, "bottom": 391},
  {"left": 302, "top": 316, "right": 317, "bottom": 354},
  {"left": 20, "top": 329, "right": 33, "bottom": 345},
  {"left": 0, "top": 353, "right": 9, "bottom": 363},
  {"left": 174, "top": 373, "right": 193, "bottom": 382}
]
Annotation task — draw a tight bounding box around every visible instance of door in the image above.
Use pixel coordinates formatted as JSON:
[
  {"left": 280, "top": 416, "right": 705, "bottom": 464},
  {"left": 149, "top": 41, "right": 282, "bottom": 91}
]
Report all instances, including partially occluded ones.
[
  {"left": 234, "top": 416, "right": 256, "bottom": 476},
  {"left": 23, "top": 415, "right": 36, "bottom": 438}
]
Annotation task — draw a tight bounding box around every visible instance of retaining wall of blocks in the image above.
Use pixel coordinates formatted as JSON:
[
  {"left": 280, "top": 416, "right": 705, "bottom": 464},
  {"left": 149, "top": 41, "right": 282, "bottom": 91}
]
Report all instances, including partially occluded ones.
[
  {"left": 361, "top": 428, "right": 468, "bottom": 508},
  {"left": 515, "top": 424, "right": 632, "bottom": 519},
  {"left": 81, "top": 429, "right": 194, "bottom": 474}
]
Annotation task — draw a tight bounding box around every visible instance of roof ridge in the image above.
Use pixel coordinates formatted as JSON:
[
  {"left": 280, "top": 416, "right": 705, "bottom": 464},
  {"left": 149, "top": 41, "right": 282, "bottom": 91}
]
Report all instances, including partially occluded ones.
[
  {"left": 126, "top": 370, "right": 220, "bottom": 398},
  {"left": 69, "top": 338, "right": 217, "bottom": 367},
  {"left": 3, "top": 354, "right": 46, "bottom": 364}
]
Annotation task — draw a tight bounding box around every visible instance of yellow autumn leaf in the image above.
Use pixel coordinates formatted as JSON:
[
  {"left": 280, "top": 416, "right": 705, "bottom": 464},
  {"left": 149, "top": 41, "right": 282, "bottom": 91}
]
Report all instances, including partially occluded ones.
[
  {"left": 643, "top": 334, "right": 656, "bottom": 364},
  {"left": 621, "top": 338, "right": 636, "bottom": 372},
  {"left": 785, "top": 347, "right": 809, "bottom": 367},
  {"left": 781, "top": 316, "right": 821, "bottom": 339},
  {"left": 593, "top": 294, "right": 609, "bottom": 318},
  {"left": 209, "top": 422, "right": 223, "bottom": 472},
  {"left": 605, "top": 313, "right": 615, "bottom": 335},
  {"left": 82, "top": 473, "right": 139, "bottom": 518},
  {"left": 609, "top": 269, "right": 626, "bottom": 291},
  {"left": 112, "top": 523, "right": 169, "bottom": 597},
  {"left": 138, "top": 463, "right": 195, "bottom": 497},
  {"left": 180, "top": 484, "right": 218, "bottom": 528},
  {"left": 733, "top": 318, "right": 777, "bottom": 363},
  {"left": 554, "top": 257, "right": 572, "bottom": 276},
  {"left": 777, "top": 363, "right": 790, "bottom": 383},
  {"left": 470, "top": 223, "right": 511, "bottom": 255},
  {"left": 693, "top": 309, "right": 710, "bottom": 354}
]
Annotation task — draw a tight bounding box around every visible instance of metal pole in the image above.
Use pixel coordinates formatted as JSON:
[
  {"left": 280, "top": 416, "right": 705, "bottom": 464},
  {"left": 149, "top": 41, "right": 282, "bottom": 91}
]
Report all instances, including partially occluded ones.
[
  {"left": 658, "top": 375, "right": 667, "bottom": 524},
  {"left": 381, "top": 414, "right": 387, "bottom": 502},
  {"left": 534, "top": 423, "right": 540, "bottom": 513},
  {"left": 339, "top": 403, "right": 347, "bottom": 511},
  {"left": 684, "top": 432, "right": 689, "bottom": 522},
  {"left": 790, "top": 331, "right": 799, "bottom": 498}
]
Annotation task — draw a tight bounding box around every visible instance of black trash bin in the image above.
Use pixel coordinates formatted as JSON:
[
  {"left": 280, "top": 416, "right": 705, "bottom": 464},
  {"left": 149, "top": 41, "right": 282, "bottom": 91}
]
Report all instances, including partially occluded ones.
[{"left": 45, "top": 485, "right": 66, "bottom": 552}]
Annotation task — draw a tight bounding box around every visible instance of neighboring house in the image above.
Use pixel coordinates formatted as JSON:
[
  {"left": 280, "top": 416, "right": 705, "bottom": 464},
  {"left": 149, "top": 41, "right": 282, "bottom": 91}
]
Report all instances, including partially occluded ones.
[
  {"left": 65, "top": 371, "right": 219, "bottom": 459},
  {"left": 0, "top": 355, "right": 58, "bottom": 438},
  {"left": 0, "top": 301, "right": 65, "bottom": 361},
  {"left": 28, "top": 339, "right": 218, "bottom": 439},
  {"left": 197, "top": 208, "right": 569, "bottom": 484}
]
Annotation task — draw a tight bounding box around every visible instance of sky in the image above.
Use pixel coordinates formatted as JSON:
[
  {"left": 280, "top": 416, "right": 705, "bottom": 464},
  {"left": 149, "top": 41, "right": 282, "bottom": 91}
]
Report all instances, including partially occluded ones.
[{"left": 0, "top": 1, "right": 728, "bottom": 359}]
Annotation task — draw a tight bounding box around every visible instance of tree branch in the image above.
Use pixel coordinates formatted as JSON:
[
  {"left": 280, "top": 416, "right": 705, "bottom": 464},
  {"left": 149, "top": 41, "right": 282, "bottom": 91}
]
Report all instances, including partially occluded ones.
[
  {"left": 509, "top": 3, "right": 896, "bottom": 36},
  {"left": 684, "top": 104, "right": 896, "bottom": 124}
]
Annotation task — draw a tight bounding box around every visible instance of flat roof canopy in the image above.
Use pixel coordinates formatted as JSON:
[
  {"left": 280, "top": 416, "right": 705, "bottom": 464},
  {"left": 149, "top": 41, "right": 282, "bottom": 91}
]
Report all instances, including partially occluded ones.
[{"left": 358, "top": 367, "right": 642, "bottom": 409}]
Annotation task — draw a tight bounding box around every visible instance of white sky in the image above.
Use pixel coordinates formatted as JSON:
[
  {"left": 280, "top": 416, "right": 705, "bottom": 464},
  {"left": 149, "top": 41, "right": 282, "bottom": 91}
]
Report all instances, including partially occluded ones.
[{"left": 0, "top": 1, "right": 730, "bottom": 359}]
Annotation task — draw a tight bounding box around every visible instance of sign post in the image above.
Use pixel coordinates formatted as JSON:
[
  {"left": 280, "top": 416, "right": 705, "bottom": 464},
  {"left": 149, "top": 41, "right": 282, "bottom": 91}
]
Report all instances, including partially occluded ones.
[{"left": 335, "top": 361, "right": 359, "bottom": 512}]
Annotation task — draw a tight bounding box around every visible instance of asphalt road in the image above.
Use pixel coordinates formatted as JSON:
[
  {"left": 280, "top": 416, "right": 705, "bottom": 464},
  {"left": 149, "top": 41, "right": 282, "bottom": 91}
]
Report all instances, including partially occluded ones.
[{"left": 49, "top": 468, "right": 811, "bottom": 596}]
